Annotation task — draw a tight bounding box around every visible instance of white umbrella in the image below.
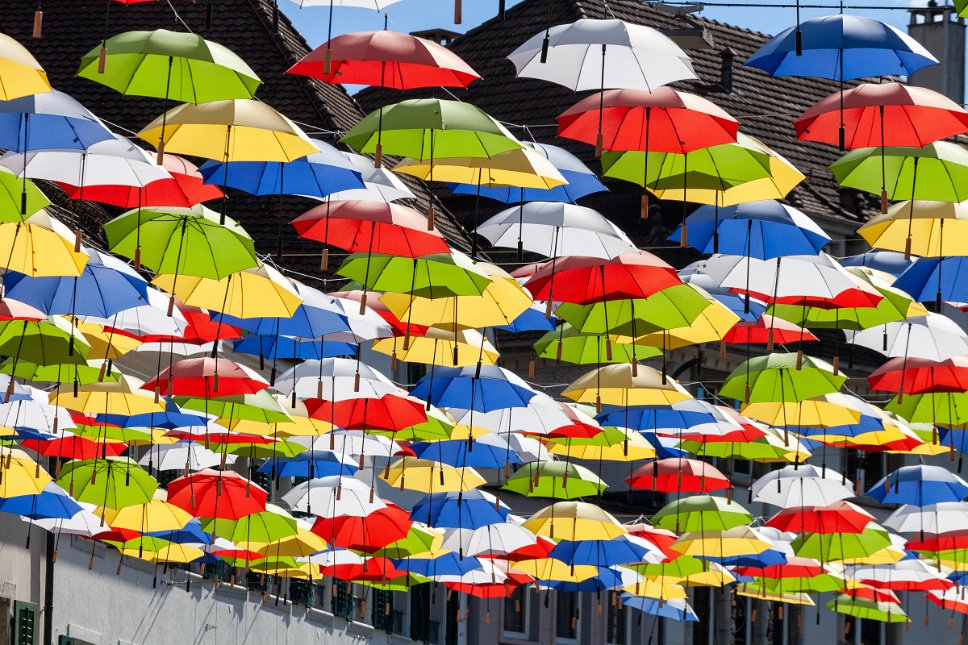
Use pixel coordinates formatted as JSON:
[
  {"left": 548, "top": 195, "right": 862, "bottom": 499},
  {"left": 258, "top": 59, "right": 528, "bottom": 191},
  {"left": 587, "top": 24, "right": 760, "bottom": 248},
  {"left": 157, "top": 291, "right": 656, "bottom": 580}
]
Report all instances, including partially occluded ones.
[
  {"left": 442, "top": 522, "right": 540, "bottom": 558},
  {"left": 846, "top": 313, "right": 968, "bottom": 361},
  {"left": 324, "top": 152, "right": 416, "bottom": 203},
  {"left": 137, "top": 442, "right": 231, "bottom": 472},
  {"left": 477, "top": 202, "right": 636, "bottom": 260},
  {"left": 846, "top": 559, "right": 953, "bottom": 590},
  {"left": 884, "top": 502, "right": 968, "bottom": 534},
  {"left": 447, "top": 392, "right": 575, "bottom": 436},
  {"left": 81, "top": 286, "right": 188, "bottom": 337},
  {"left": 291, "top": 430, "right": 402, "bottom": 460},
  {"left": 27, "top": 502, "right": 102, "bottom": 536},
  {"left": 0, "top": 399, "right": 74, "bottom": 435},
  {"left": 282, "top": 475, "right": 386, "bottom": 516},
  {"left": 272, "top": 357, "right": 401, "bottom": 400},
  {"left": 508, "top": 19, "right": 695, "bottom": 92},
  {"left": 0, "top": 135, "right": 170, "bottom": 189},
  {"left": 752, "top": 465, "right": 855, "bottom": 507}
]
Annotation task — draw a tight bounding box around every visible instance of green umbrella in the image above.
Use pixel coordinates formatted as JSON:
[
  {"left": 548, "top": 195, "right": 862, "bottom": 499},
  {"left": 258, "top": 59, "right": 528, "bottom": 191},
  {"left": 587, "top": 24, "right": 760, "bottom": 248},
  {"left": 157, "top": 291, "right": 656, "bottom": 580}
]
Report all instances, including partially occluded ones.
[
  {"left": 173, "top": 391, "right": 294, "bottom": 424},
  {"left": 57, "top": 456, "right": 158, "bottom": 510},
  {"left": 831, "top": 142, "right": 968, "bottom": 203},
  {"left": 791, "top": 525, "right": 892, "bottom": 563},
  {"left": 72, "top": 423, "right": 154, "bottom": 444},
  {"left": 768, "top": 280, "right": 920, "bottom": 331},
  {"left": 203, "top": 505, "right": 298, "bottom": 544},
  {"left": 217, "top": 440, "right": 306, "bottom": 460},
  {"left": 0, "top": 358, "right": 118, "bottom": 384},
  {"left": 652, "top": 495, "right": 752, "bottom": 533},
  {"left": 103, "top": 204, "right": 258, "bottom": 279},
  {"left": 337, "top": 252, "right": 491, "bottom": 297},
  {"left": 745, "top": 574, "right": 846, "bottom": 594},
  {"left": 826, "top": 594, "right": 909, "bottom": 623},
  {"left": 78, "top": 29, "right": 261, "bottom": 103},
  {"left": 534, "top": 324, "right": 661, "bottom": 365},
  {"left": 502, "top": 461, "right": 606, "bottom": 500},
  {"left": 0, "top": 167, "right": 49, "bottom": 222},
  {"left": 373, "top": 524, "right": 441, "bottom": 559},
  {"left": 719, "top": 353, "right": 845, "bottom": 405},
  {"left": 363, "top": 574, "right": 431, "bottom": 592},
  {"left": 555, "top": 285, "right": 711, "bottom": 336},
  {"left": 0, "top": 317, "right": 90, "bottom": 367},
  {"left": 885, "top": 391, "right": 968, "bottom": 426},
  {"left": 341, "top": 98, "right": 522, "bottom": 163}
]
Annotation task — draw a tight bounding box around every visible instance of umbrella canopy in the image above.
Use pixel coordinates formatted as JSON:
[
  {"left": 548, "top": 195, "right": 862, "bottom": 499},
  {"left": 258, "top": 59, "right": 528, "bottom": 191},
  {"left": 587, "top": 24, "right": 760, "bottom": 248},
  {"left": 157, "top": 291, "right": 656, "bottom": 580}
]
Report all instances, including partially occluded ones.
[
  {"left": 502, "top": 461, "right": 607, "bottom": 499},
  {"left": 720, "top": 354, "right": 846, "bottom": 404},
  {"left": 0, "top": 33, "right": 52, "bottom": 100},
  {"left": 831, "top": 142, "right": 968, "bottom": 203},
  {"left": 860, "top": 200, "right": 968, "bottom": 257},
  {"left": 288, "top": 29, "right": 479, "bottom": 89},
  {"left": 522, "top": 251, "right": 681, "bottom": 304},
  {"left": 522, "top": 501, "right": 627, "bottom": 541},
  {"left": 166, "top": 469, "right": 268, "bottom": 520},
  {"left": 847, "top": 314, "right": 968, "bottom": 361},
  {"left": 652, "top": 496, "right": 753, "bottom": 532},
  {"left": 765, "top": 501, "right": 874, "bottom": 534},
  {"left": 78, "top": 29, "right": 261, "bottom": 102},
  {"left": 626, "top": 458, "right": 731, "bottom": 493},
  {"left": 57, "top": 457, "right": 157, "bottom": 510},
  {"left": 507, "top": 18, "right": 696, "bottom": 91},
  {"left": 0, "top": 90, "right": 113, "bottom": 153},
  {"left": 867, "top": 465, "right": 968, "bottom": 506},
  {"left": 563, "top": 364, "right": 691, "bottom": 407},
  {"left": 751, "top": 465, "right": 855, "bottom": 507}
]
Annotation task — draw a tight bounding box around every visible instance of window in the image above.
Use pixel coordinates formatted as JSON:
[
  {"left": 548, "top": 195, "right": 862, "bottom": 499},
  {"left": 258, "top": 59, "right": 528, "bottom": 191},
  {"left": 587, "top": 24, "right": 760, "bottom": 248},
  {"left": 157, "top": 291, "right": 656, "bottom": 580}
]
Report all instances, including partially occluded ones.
[
  {"left": 13, "top": 600, "right": 38, "bottom": 645},
  {"left": 606, "top": 592, "right": 626, "bottom": 645},
  {"left": 289, "top": 579, "right": 314, "bottom": 607},
  {"left": 502, "top": 585, "right": 529, "bottom": 637},
  {"left": 332, "top": 581, "right": 354, "bottom": 620},
  {"left": 372, "top": 589, "right": 394, "bottom": 632},
  {"left": 555, "top": 592, "right": 579, "bottom": 642},
  {"left": 410, "top": 584, "right": 435, "bottom": 642}
]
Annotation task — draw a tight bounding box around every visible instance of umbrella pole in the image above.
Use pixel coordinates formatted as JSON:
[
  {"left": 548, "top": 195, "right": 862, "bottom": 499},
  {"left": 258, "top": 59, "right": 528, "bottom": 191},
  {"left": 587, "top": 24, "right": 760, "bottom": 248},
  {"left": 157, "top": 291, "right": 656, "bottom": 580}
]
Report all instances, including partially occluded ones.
[
  {"left": 358, "top": 216, "right": 378, "bottom": 316},
  {"left": 427, "top": 134, "right": 435, "bottom": 230},
  {"left": 220, "top": 126, "right": 232, "bottom": 226},
  {"left": 879, "top": 105, "right": 888, "bottom": 213},
  {"left": 157, "top": 56, "right": 173, "bottom": 165},
  {"left": 904, "top": 157, "right": 919, "bottom": 259},
  {"left": 375, "top": 61, "right": 385, "bottom": 168},
  {"left": 403, "top": 258, "right": 418, "bottom": 351},
  {"left": 744, "top": 220, "right": 752, "bottom": 314},
  {"left": 679, "top": 155, "right": 688, "bottom": 247},
  {"left": 321, "top": 196, "right": 331, "bottom": 271},
  {"left": 210, "top": 275, "right": 232, "bottom": 360},
  {"left": 19, "top": 113, "right": 29, "bottom": 216},
  {"left": 471, "top": 177, "right": 481, "bottom": 257},
  {"left": 595, "top": 44, "right": 606, "bottom": 158},
  {"left": 838, "top": 52, "right": 845, "bottom": 151},
  {"left": 641, "top": 108, "right": 651, "bottom": 220},
  {"left": 517, "top": 189, "right": 524, "bottom": 262},
  {"left": 324, "top": 0, "right": 334, "bottom": 75}
]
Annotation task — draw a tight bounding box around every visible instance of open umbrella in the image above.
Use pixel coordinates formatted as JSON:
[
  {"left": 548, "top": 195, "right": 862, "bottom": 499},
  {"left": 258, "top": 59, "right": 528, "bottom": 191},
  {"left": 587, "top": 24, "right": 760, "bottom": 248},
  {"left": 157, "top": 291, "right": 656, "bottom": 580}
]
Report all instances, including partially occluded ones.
[{"left": 0, "top": 33, "right": 51, "bottom": 100}]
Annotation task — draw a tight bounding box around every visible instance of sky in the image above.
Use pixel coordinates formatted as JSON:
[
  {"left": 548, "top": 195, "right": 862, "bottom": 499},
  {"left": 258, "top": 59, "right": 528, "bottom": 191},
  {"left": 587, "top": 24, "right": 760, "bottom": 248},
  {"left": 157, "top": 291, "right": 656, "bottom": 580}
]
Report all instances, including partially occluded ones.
[{"left": 280, "top": 0, "right": 920, "bottom": 49}]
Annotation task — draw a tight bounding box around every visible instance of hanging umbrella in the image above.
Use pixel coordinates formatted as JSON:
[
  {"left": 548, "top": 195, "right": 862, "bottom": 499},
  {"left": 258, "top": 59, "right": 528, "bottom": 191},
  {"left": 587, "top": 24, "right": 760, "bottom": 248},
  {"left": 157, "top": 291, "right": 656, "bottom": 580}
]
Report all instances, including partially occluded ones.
[
  {"left": 626, "top": 458, "right": 730, "bottom": 493},
  {"left": 535, "top": 325, "right": 661, "bottom": 364},
  {"left": 166, "top": 469, "right": 268, "bottom": 520},
  {"left": 884, "top": 502, "right": 968, "bottom": 534},
  {"left": 765, "top": 500, "right": 874, "bottom": 534},
  {"left": 502, "top": 461, "right": 606, "bottom": 500},
  {"left": 144, "top": 357, "right": 268, "bottom": 398},
  {"left": 0, "top": 449, "right": 51, "bottom": 497},
  {"left": 751, "top": 465, "right": 854, "bottom": 507},
  {"left": 522, "top": 501, "right": 627, "bottom": 541},
  {"left": 507, "top": 18, "right": 695, "bottom": 92},
  {"left": 826, "top": 593, "right": 908, "bottom": 623},
  {"left": 312, "top": 503, "right": 412, "bottom": 552},
  {"left": 720, "top": 353, "right": 845, "bottom": 404},
  {"left": 790, "top": 524, "right": 893, "bottom": 562},
  {"left": 563, "top": 364, "right": 691, "bottom": 408},
  {"left": 329, "top": 152, "right": 415, "bottom": 202},
  {"left": 371, "top": 327, "right": 500, "bottom": 368},
  {"left": 152, "top": 263, "right": 301, "bottom": 319},
  {"left": 867, "top": 465, "right": 968, "bottom": 506},
  {"left": 379, "top": 457, "right": 486, "bottom": 493},
  {"left": 652, "top": 496, "right": 753, "bottom": 533},
  {"left": 859, "top": 200, "right": 968, "bottom": 258},
  {"left": 281, "top": 476, "right": 386, "bottom": 516},
  {"left": 409, "top": 490, "right": 509, "bottom": 530},
  {"left": 847, "top": 314, "right": 968, "bottom": 361},
  {"left": 0, "top": 33, "right": 51, "bottom": 99},
  {"left": 0, "top": 90, "right": 114, "bottom": 156},
  {"left": 411, "top": 365, "right": 536, "bottom": 412},
  {"left": 57, "top": 457, "right": 157, "bottom": 510},
  {"left": 289, "top": 29, "right": 478, "bottom": 89}
]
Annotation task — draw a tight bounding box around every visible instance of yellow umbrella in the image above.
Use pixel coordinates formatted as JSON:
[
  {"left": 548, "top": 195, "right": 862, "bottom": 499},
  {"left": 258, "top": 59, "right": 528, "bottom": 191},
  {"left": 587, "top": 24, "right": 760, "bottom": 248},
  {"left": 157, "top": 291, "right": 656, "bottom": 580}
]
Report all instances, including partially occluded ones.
[
  {"left": 547, "top": 426, "right": 656, "bottom": 461},
  {"left": 741, "top": 398, "right": 862, "bottom": 428},
  {"left": 671, "top": 527, "right": 773, "bottom": 559},
  {"left": 859, "top": 200, "right": 968, "bottom": 257},
  {"left": 393, "top": 146, "right": 567, "bottom": 189},
  {"left": 152, "top": 263, "right": 301, "bottom": 319},
  {"left": 138, "top": 99, "right": 317, "bottom": 162},
  {"left": 618, "top": 287, "right": 740, "bottom": 349},
  {"left": 0, "top": 33, "right": 52, "bottom": 100},
  {"left": 224, "top": 394, "right": 333, "bottom": 437},
  {"left": 371, "top": 326, "right": 499, "bottom": 367},
  {"left": 735, "top": 585, "right": 816, "bottom": 605},
  {"left": 98, "top": 496, "right": 192, "bottom": 533},
  {"left": 510, "top": 558, "right": 598, "bottom": 582},
  {"left": 51, "top": 374, "right": 165, "bottom": 416},
  {"left": 250, "top": 528, "right": 327, "bottom": 558},
  {"left": 379, "top": 273, "right": 533, "bottom": 329},
  {"left": 379, "top": 457, "right": 485, "bottom": 492},
  {"left": 651, "top": 139, "right": 804, "bottom": 207},
  {"left": 522, "top": 501, "right": 627, "bottom": 541},
  {"left": 623, "top": 579, "right": 688, "bottom": 600},
  {"left": 0, "top": 449, "right": 51, "bottom": 497},
  {"left": 75, "top": 322, "right": 142, "bottom": 360},
  {"left": 562, "top": 364, "right": 691, "bottom": 407},
  {"left": 134, "top": 544, "right": 205, "bottom": 564},
  {"left": 0, "top": 211, "right": 89, "bottom": 277}
]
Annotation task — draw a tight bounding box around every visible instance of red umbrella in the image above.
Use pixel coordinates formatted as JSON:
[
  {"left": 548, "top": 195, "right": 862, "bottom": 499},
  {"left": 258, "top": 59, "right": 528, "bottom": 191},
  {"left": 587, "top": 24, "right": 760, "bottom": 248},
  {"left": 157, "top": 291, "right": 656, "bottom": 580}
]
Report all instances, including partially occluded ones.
[
  {"left": 868, "top": 356, "right": 968, "bottom": 394},
  {"left": 445, "top": 571, "right": 534, "bottom": 598},
  {"left": 138, "top": 309, "right": 243, "bottom": 345},
  {"left": 311, "top": 503, "right": 412, "bottom": 552},
  {"left": 498, "top": 536, "right": 556, "bottom": 562},
  {"left": 292, "top": 200, "right": 449, "bottom": 258},
  {"left": 23, "top": 435, "right": 127, "bottom": 460},
  {"left": 735, "top": 558, "right": 826, "bottom": 580},
  {"left": 795, "top": 82, "right": 968, "bottom": 149},
  {"left": 143, "top": 357, "right": 268, "bottom": 398},
  {"left": 164, "top": 430, "right": 276, "bottom": 445},
  {"left": 327, "top": 556, "right": 407, "bottom": 583},
  {"left": 558, "top": 88, "right": 738, "bottom": 153},
  {"left": 626, "top": 458, "right": 731, "bottom": 493},
  {"left": 56, "top": 155, "right": 222, "bottom": 208},
  {"left": 288, "top": 30, "right": 480, "bottom": 90},
  {"left": 723, "top": 315, "right": 817, "bottom": 347},
  {"left": 624, "top": 524, "right": 679, "bottom": 561},
  {"left": 520, "top": 251, "right": 681, "bottom": 305},
  {"left": 331, "top": 290, "right": 429, "bottom": 338},
  {"left": 305, "top": 393, "right": 428, "bottom": 432},
  {"left": 906, "top": 531, "right": 968, "bottom": 552},
  {"left": 166, "top": 469, "right": 268, "bottom": 520},
  {"left": 764, "top": 500, "right": 874, "bottom": 534},
  {"left": 0, "top": 299, "right": 44, "bottom": 321}
]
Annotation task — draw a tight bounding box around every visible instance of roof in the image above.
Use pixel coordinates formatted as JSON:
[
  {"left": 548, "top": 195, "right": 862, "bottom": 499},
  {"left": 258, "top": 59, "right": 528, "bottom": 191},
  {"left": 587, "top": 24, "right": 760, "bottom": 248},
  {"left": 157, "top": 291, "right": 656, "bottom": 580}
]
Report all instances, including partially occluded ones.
[
  {"left": 357, "top": 0, "right": 873, "bottom": 253},
  {"left": 0, "top": 0, "right": 472, "bottom": 279}
]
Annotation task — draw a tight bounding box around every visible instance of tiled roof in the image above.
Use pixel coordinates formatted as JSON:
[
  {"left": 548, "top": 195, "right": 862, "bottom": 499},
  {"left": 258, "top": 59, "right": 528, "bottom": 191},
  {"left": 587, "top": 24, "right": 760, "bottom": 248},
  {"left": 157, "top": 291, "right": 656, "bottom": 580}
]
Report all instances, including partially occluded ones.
[
  {"left": 358, "top": 0, "right": 874, "bottom": 255},
  {"left": 0, "top": 0, "right": 472, "bottom": 281}
]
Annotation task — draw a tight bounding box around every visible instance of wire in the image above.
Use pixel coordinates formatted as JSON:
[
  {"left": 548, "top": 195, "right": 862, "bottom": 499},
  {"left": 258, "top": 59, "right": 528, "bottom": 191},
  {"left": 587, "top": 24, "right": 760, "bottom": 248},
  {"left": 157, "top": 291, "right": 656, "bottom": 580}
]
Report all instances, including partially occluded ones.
[{"left": 645, "top": 0, "right": 946, "bottom": 10}]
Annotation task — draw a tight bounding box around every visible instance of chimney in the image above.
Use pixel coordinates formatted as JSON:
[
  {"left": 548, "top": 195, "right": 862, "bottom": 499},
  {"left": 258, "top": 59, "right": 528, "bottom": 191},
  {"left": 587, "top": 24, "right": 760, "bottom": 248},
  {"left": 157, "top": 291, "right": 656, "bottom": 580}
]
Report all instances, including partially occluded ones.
[
  {"left": 720, "top": 47, "right": 735, "bottom": 92},
  {"left": 908, "top": 3, "right": 966, "bottom": 103}
]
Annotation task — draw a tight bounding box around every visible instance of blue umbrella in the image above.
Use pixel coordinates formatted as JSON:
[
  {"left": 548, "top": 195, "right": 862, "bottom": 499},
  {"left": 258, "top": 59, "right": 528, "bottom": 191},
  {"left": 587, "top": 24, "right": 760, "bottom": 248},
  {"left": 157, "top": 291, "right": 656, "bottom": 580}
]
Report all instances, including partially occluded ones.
[
  {"left": 257, "top": 450, "right": 358, "bottom": 479},
  {"left": 410, "top": 437, "right": 522, "bottom": 470},
  {"left": 232, "top": 335, "right": 357, "bottom": 361},
  {"left": 746, "top": 14, "right": 938, "bottom": 80},
  {"left": 545, "top": 567, "right": 631, "bottom": 592},
  {"left": 409, "top": 490, "right": 510, "bottom": 530},
  {"left": 596, "top": 404, "right": 717, "bottom": 433},
  {"left": 411, "top": 365, "right": 537, "bottom": 413},
  {"left": 3, "top": 248, "right": 149, "bottom": 317},
  {"left": 841, "top": 251, "right": 914, "bottom": 278},
  {"left": 216, "top": 281, "right": 352, "bottom": 338},
  {"left": 789, "top": 411, "right": 884, "bottom": 439},
  {"left": 495, "top": 305, "right": 557, "bottom": 333},
  {"left": 548, "top": 536, "right": 654, "bottom": 567},
  {"left": 621, "top": 594, "right": 698, "bottom": 622},
  {"left": 0, "top": 483, "right": 81, "bottom": 520},
  {"left": 712, "top": 549, "right": 788, "bottom": 568},
  {"left": 893, "top": 256, "right": 968, "bottom": 306},
  {"left": 0, "top": 90, "right": 114, "bottom": 152},
  {"left": 97, "top": 401, "right": 208, "bottom": 429},
  {"left": 392, "top": 553, "right": 483, "bottom": 577},
  {"left": 198, "top": 138, "right": 363, "bottom": 198},
  {"left": 668, "top": 200, "right": 830, "bottom": 259},
  {"left": 147, "top": 519, "right": 213, "bottom": 545},
  {"left": 448, "top": 143, "right": 607, "bottom": 204},
  {"left": 866, "top": 464, "right": 968, "bottom": 506}
]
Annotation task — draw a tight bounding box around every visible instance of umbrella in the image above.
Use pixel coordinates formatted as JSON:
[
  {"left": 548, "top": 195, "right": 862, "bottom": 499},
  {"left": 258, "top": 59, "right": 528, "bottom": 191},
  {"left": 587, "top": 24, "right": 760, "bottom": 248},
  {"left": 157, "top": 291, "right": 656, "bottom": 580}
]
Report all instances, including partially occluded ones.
[
  {"left": 621, "top": 595, "right": 698, "bottom": 621},
  {"left": 535, "top": 325, "right": 661, "bottom": 365},
  {"left": 765, "top": 500, "right": 874, "bottom": 534},
  {"left": 847, "top": 314, "right": 968, "bottom": 361},
  {"left": 720, "top": 354, "right": 845, "bottom": 404},
  {"left": 860, "top": 200, "right": 968, "bottom": 258},
  {"left": 312, "top": 504, "right": 412, "bottom": 552},
  {"left": 507, "top": 18, "right": 695, "bottom": 92},
  {"left": 563, "top": 364, "right": 690, "bottom": 408},
  {"left": 153, "top": 263, "right": 302, "bottom": 319},
  {"left": 522, "top": 502, "right": 626, "bottom": 541},
  {"left": 282, "top": 476, "right": 386, "bottom": 516},
  {"left": 0, "top": 450, "right": 52, "bottom": 497},
  {"left": 791, "top": 524, "right": 893, "bottom": 562},
  {"left": 0, "top": 90, "right": 113, "bottom": 154},
  {"left": 409, "top": 490, "right": 509, "bottom": 530},
  {"left": 166, "top": 469, "right": 268, "bottom": 520},
  {"left": 57, "top": 457, "right": 157, "bottom": 511},
  {"left": 502, "top": 462, "right": 606, "bottom": 499},
  {"left": 867, "top": 465, "right": 968, "bottom": 506},
  {"left": 288, "top": 29, "right": 479, "bottom": 89},
  {"left": 144, "top": 357, "right": 268, "bottom": 398},
  {"left": 379, "top": 457, "right": 485, "bottom": 493},
  {"left": 751, "top": 465, "right": 854, "bottom": 507},
  {"left": 885, "top": 502, "right": 968, "bottom": 534},
  {"left": 0, "top": 33, "right": 51, "bottom": 100},
  {"left": 826, "top": 593, "right": 908, "bottom": 623},
  {"left": 652, "top": 496, "right": 753, "bottom": 533},
  {"left": 411, "top": 365, "right": 535, "bottom": 413},
  {"left": 626, "top": 458, "right": 730, "bottom": 493}
]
